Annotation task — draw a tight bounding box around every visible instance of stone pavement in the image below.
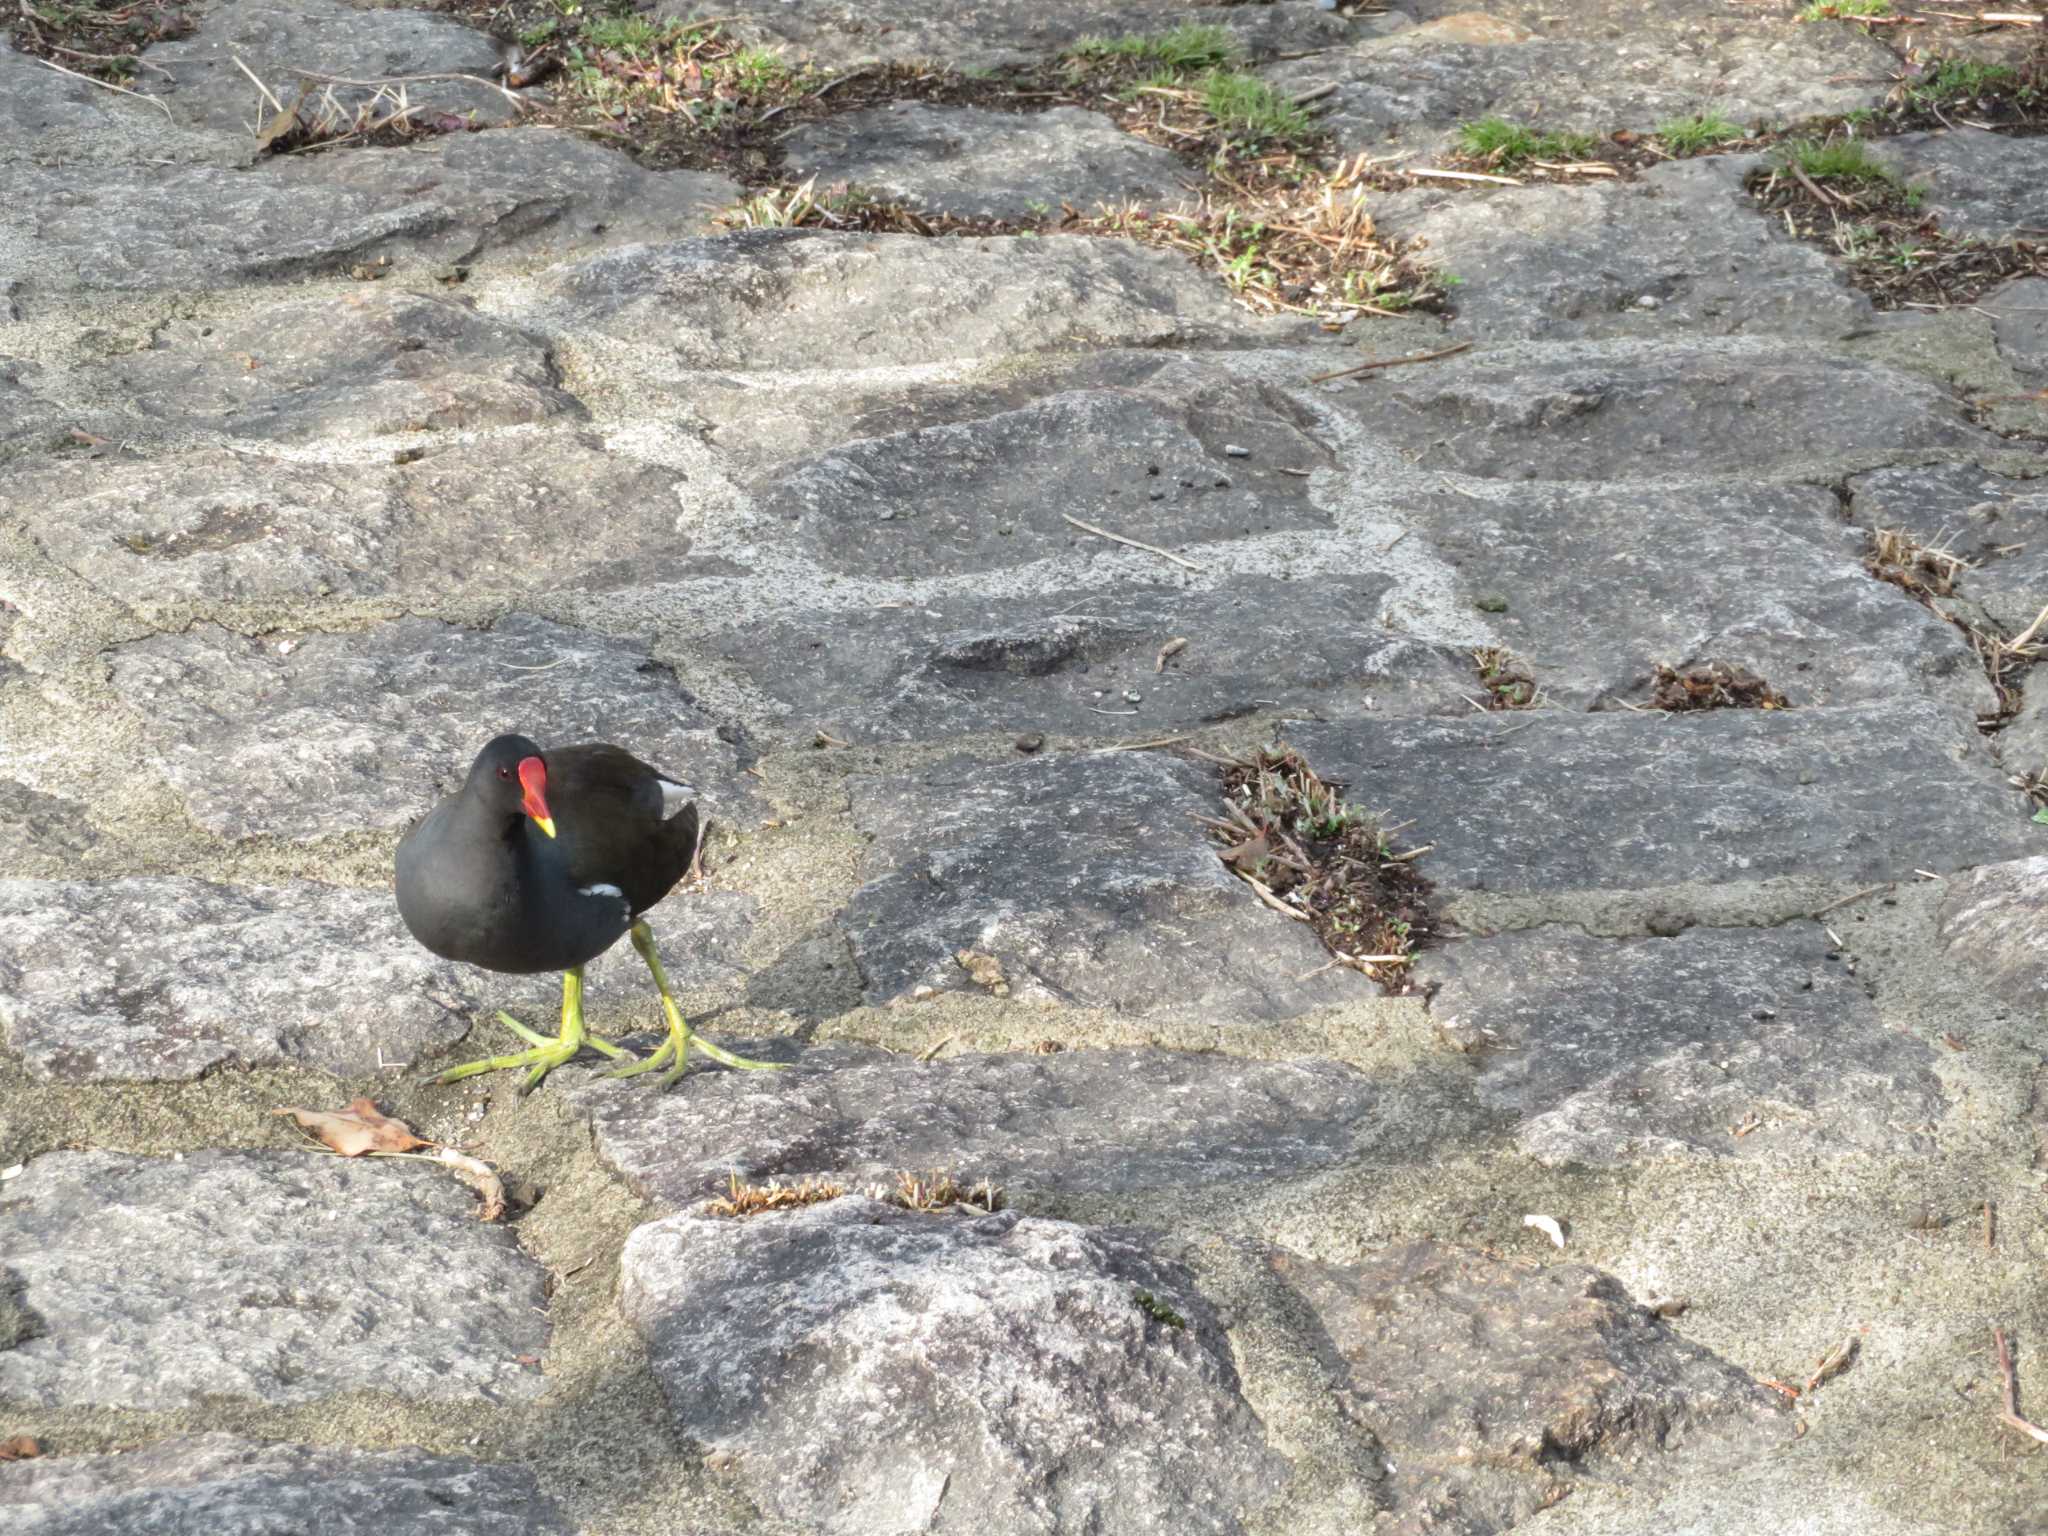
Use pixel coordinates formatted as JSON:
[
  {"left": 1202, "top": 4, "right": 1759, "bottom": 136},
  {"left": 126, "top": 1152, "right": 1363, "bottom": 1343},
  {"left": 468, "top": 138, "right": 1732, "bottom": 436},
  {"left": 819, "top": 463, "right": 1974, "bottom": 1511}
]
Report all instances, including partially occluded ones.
[{"left": 2, "top": 1, "right": 2047, "bottom": 1532}]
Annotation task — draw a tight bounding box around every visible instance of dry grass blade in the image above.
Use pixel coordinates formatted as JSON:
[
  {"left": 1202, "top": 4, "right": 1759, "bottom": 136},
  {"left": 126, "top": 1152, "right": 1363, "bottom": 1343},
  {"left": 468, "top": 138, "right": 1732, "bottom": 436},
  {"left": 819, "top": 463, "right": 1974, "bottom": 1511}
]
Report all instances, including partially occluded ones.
[
  {"left": 708, "top": 1171, "right": 847, "bottom": 1216},
  {"left": 1805, "top": 1334, "right": 1859, "bottom": 1394},
  {"left": 1308, "top": 340, "right": 1473, "bottom": 384},
  {"left": 34, "top": 56, "right": 174, "bottom": 121},
  {"left": 1062, "top": 514, "right": 1206, "bottom": 571}
]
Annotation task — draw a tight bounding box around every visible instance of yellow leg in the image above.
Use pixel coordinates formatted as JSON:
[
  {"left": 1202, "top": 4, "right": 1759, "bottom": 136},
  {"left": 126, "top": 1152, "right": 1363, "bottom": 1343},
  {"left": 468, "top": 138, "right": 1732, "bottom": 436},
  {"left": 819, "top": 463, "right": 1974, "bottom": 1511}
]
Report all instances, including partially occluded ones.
[
  {"left": 430, "top": 967, "right": 633, "bottom": 1093},
  {"left": 607, "top": 921, "right": 786, "bottom": 1089}
]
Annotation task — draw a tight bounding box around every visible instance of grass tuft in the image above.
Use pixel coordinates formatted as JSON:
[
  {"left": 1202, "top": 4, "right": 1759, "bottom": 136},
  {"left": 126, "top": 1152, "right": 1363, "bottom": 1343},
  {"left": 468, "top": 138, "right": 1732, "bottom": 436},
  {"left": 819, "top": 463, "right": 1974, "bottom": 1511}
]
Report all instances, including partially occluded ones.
[
  {"left": 1455, "top": 115, "right": 1598, "bottom": 169},
  {"left": 1797, "top": 0, "right": 1892, "bottom": 19},
  {"left": 1655, "top": 112, "right": 1743, "bottom": 156},
  {"left": 1070, "top": 23, "right": 1236, "bottom": 74},
  {"left": 1910, "top": 58, "right": 2024, "bottom": 107},
  {"left": 1779, "top": 137, "right": 1899, "bottom": 185},
  {"left": 1199, "top": 70, "right": 1314, "bottom": 149}
]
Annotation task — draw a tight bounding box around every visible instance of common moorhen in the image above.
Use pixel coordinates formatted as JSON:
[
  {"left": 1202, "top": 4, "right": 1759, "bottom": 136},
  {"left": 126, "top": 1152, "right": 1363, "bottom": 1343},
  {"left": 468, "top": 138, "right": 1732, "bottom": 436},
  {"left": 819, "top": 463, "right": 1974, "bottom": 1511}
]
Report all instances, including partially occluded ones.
[{"left": 395, "top": 734, "right": 782, "bottom": 1091}]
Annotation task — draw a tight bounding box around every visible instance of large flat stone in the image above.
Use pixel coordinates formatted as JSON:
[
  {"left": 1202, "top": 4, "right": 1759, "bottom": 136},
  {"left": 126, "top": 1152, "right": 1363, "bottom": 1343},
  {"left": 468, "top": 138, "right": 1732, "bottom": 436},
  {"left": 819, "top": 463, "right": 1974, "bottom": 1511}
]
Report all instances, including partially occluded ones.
[
  {"left": 106, "top": 615, "right": 752, "bottom": 842},
  {"left": 84, "top": 288, "right": 578, "bottom": 442},
  {"left": 0, "top": 877, "right": 476, "bottom": 1082},
  {"left": 711, "top": 575, "right": 1472, "bottom": 741},
  {"left": 621, "top": 1198, "right": 1287, "bottom": 1534},
  {"left": 576, "top": 1045, "right": 1386, "bottom": 1208},
  {"left": 1264, "top": 18, "right": 1897, "bottom": 163},
  {"left": 1284, "top": 704, "right": 2033, "bottom": 897},
  {"left": 843, "top": 750, "right": 1363, "bottom": 1016},
  {"left": 1407, "top": 479, "right": 1996, "bottom": 717},
  {"left": 0, "top": 1435, "right": 573, "bottom": 1536},
  {"left": 530, "top": 230, "right": 1281, "bottom": 373},
  {"left": 0, "top": 780, "right": 99, "bottom": 873},
  {"left": 8, "top": 128, "right": 736, "bottom": 301},
  {"left": 7, "top": 434, "right": 710, "bottom": 618},
  {"left": 1377, "top": 156, "right": 1868, "bottom": 342},
  {"left": 0, "top": 44, "right": 241, "bottom": 170},
  {"left": 0, "top": 1150, "right": 548, "bottom": 1408},
  {"left": 1325, "top": 345, "right": 1984, "bottom": 482},
  {"left": 658, "top": 0, "right": 1346, "bottom": 69},
  {"left": 1275, "top": 1240, "right": 1789, "bottom": 1533},
  {"left": 1418, "top": 924, "right": 1946, "bottom": 1165},
  {"left": 1847, "top": 463, "right": 2048, "bottom": 634},
  {"left": 149, "top": 0, "right": 513, "bottom": 138},
  {"left": 761, "top": 373, "right": 1334, "bottom": 578},
  {"left": 783, "top": 104, "right": 1192, "bottom": 221},
  {"left": 1984, "top": 276, "right": 2048, "bottom": 383},
  {"left": 1873, "top": 132, "right": 2048, "bottom": 244},
  {"left": 1937, "top": 857, "right": 2048, "bottom": 1016}
]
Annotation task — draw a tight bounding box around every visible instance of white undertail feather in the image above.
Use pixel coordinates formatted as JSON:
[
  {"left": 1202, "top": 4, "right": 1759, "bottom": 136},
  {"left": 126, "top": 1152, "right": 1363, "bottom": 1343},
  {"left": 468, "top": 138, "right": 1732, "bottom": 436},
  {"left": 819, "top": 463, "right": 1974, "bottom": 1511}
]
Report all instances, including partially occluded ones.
[
  {"left": 580, "top": 883, "right": 625, "bottom": 900},
  {"left": 658, "top": 779, "right": 695, "bottom": 820}
]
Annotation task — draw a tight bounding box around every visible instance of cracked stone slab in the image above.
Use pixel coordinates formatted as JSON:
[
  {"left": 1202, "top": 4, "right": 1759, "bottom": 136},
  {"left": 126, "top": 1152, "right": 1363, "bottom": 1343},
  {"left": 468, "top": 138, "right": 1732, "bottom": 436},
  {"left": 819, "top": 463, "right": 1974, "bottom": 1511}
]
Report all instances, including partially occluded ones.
[
  {"left": 1377, "top": 156, "right": 1869, "bottom": 342},
  {"left": 1324, "top": 346, "right": 1984, "bottom": 482},
  {"left": 1846, "top": 463, "right": 2048, "bottom": 635},
  {"left": 710, "top": 574, "right": 1472, "bottom": 741},
  {"left": 6, "top": 128, "right": 736, "bottom": 301},
  {"left": 0, "top": 1435, "right": 573, "bottom": 1536},
  {"left": 1984, "top": 276, "right": 2048, "bottom": 382},
  {"left": 621, "top": 1197, "right": 1287, "bottom": 1535},
  {"left": 5, "top": 433, "right": 711, "bottom": 619},
  {"left": 1284, "top": 704, "right": 2033, "bottom": 898},
  {"left": 106, "top": 614, "right": 755, "bottom": 843},
  {"left": 1262, "top": 17, "right": 1897, "bottom": 163},
  {"left": 574, "top": 1045, "right": 1385, "bottom": 1209},
  {"left": 148, "top": 0, "right": 515, "bottom": 138},
  {"left": 1938, "top": 857, "right": 2048, "bottom": 1016},
  {"left": 783, "top": 104, "right": 1192, "bottom": 221},
  {"left": 1418, "top": 924, "right": 1946, "bottom": 1165},
  {"left": 1405, "top": 478, "right": 1996, "bottom": 718},
  {"left": 0, "top": 1150, "right": 548, "bottom": 1408},
  {"left": 0, "top": 44, "right": 241, "bottom": 170},
  {"left": 531, "top": 229, "right": 1285, "bottom": 373},
  {"left": 659, "top": 0, "right": 1346, "bottom": 69},
  {"left": 82, "top": 288, "right": 578, "bottom": 442},
  {"left": 1872, "top": 131, "right": 2048, "bottom": 244},
  {"left": 0, "top": 877, "right": 482, "bottom": 1082},
  {"left": 843, "top": 750, "right": 1362, "bottom": 1016},
  {"left": 762, "top": 371, "right": 1334, "bottom": 578},
  {"left": 1274, "top": 1240, "right": 1789, "bottom": 1533}
]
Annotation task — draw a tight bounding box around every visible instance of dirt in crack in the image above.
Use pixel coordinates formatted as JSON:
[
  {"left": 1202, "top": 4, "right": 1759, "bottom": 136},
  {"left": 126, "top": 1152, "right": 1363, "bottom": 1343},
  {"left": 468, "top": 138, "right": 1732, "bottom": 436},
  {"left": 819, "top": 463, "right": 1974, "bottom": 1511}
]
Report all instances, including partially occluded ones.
[
  {"left": 1648, "top": 662, "right": 1790, "bottom": 712},
  {"left": 1198, "top": 748, "right": 1435, "bottom": 995}
]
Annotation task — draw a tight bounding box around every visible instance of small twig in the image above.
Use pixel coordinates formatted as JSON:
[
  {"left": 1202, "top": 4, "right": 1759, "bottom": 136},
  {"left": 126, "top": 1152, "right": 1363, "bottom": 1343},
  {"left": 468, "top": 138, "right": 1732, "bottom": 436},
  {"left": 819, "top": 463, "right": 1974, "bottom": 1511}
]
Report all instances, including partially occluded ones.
[
  {"left": 1789, "top": 160, "right": 1843, "bottom": 208},
  {"left": 1309, "top": 340, "right": 1474, "bottom": 385},
  {"left": 1408, "top": 166, "right": 1523, "bottom": 186},
  {"left": 1985, "top": 1200, "right": 1995, "bottom": 1253},
  {"left": 2004, "top": 598, "right": 2048, "bottom": 654},
  {"left": 1995, "top": 1329, "right": 2048, "bottom": 1445},
  {"left": 1092, "top": 733, "right": 1197, "bottom": 754},
  {"left": 1805, "top": 1334, "right": 1859, "bottom": 1395},
  {"left": 918, "top": 1035, "right": 953, "bottom": 1063},
  {"left": 35, "top": 57, "right": 173, "bottom": 121},
  {"left": 1384, "top": 844, "right": 1433, "bottom": 861},
  {"left": 1810, "top": 883, "right": 1890, "bottom": 917},
  {"left": 1062, "top": 514, "right": 1206, "bottom": 572},
  {"left": 1240, "top": 875, "right": 1310, "bottom": 922}
]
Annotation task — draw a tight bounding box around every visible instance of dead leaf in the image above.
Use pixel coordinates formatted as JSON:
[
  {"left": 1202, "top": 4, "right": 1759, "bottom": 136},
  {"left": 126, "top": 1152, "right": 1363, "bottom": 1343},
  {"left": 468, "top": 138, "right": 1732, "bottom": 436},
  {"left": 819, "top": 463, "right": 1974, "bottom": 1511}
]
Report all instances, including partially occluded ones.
[
  {"left": 1156, "top": 636, "right": 1189, "bottom": 672},
  {"left": 514, "top": 1354, "right": 542, "bottom": 1367},
  {"left": 431, "top": 1146, "right": 506, "bottom": 1222},
  {"left": 276, "top": 1098, "right": 428, "bottom": 1157},
  {"left": 0, "top": 1435, "right": 40, "bottom": 1461}
]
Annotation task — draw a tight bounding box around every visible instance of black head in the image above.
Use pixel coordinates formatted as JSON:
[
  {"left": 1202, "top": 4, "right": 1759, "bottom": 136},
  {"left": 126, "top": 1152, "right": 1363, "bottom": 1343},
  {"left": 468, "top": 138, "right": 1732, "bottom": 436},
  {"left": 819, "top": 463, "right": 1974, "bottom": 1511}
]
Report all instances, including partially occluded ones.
[{"left": 466, "top": 734, "right": 555, "bottom": 838}]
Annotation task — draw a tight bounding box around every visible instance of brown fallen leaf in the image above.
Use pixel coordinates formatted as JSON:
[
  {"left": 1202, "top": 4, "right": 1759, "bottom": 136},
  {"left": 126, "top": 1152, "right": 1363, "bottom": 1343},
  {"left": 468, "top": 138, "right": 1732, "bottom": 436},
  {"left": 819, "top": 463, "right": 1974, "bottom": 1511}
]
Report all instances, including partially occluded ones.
[
  {"left": 0, "top": 1434, "right": 40, "bottom": 1461},
  {"left": 276, "top": 1098, "right": 428, "bottom": 1157}
]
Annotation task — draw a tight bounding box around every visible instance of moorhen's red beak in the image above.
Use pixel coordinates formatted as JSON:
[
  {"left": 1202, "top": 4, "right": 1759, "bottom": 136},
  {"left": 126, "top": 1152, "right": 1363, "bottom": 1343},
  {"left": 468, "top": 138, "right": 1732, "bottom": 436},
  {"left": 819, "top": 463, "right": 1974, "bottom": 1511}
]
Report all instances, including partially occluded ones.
[{"left": 517, "top": 756, "right": 557, "bottom": 839}]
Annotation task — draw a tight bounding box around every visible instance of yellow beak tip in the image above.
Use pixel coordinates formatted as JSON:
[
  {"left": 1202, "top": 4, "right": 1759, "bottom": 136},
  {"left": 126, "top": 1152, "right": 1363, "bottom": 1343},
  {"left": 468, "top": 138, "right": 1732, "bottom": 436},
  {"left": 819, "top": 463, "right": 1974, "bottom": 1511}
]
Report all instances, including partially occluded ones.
[{"left": 533, "top": 815, "right": 558, "bottom": 840}]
